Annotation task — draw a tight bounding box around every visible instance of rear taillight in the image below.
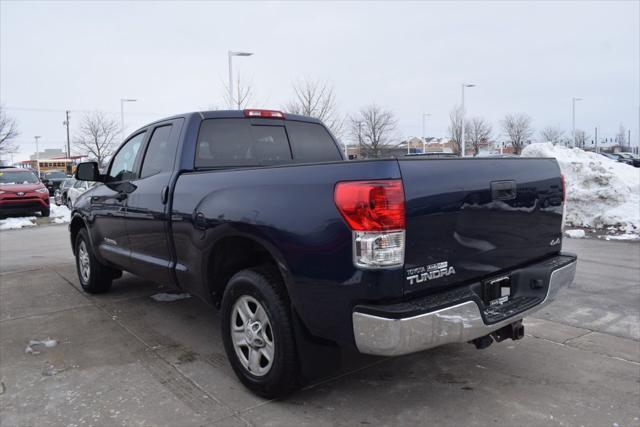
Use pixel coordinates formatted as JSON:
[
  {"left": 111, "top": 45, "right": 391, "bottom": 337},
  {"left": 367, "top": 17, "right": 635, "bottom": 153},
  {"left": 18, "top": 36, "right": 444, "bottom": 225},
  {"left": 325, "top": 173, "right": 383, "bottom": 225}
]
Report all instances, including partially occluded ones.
[
  {"left": 334, "top": 180, "right": 406, "bottom": 269},
  {"left": 243, "top": 109, "right": 285, "bottom": 119}
]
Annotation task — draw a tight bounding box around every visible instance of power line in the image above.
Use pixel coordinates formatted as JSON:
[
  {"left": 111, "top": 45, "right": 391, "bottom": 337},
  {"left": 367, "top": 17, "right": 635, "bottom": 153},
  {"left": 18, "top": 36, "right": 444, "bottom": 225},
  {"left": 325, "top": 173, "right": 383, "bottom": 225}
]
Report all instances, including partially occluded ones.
[{"left": 4, "top": 106, "right": 168, "bottom": 116}]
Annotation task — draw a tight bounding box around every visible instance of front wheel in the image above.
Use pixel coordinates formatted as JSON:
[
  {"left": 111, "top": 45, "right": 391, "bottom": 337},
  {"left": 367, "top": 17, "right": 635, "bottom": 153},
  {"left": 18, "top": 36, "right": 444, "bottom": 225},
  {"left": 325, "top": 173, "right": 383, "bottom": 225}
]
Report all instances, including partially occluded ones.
[
  {"left": 221, "top": 268, "right": 299, "bottom": 398},
  {"left": 40, "top": 208, "right": 50, "bottom": 217},
  {"left": 75, "top": 228, "right": 114, "bottom": 293}
]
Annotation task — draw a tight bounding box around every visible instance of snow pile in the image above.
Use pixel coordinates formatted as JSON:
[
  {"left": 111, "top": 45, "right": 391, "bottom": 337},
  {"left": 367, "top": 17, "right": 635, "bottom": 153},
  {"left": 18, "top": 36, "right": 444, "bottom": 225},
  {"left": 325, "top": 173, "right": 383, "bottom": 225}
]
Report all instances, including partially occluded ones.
[
  {"left": 50, "top": 202, "right": 71, "bottom": 224},
  {"left": 151, "top": 292, "right": 191, "bottom": 302},
  {"left": 522, "top": 143, "right": 640, "bottom": 236},
  {"left": 25, "top": 338, "right": 58, "bottom": 355},
  {"left": 565, "top": 229, "right": 585, "bottom": 239},
  {"left": 0, "top": 216, "right": 37, "bottom": 231}
]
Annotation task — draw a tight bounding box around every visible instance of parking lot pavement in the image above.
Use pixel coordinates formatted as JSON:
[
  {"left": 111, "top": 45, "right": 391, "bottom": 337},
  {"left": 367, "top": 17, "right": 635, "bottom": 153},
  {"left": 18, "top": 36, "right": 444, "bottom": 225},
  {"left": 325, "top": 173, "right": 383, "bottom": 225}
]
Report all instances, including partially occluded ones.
[{"left": 0, "top": 226, "right": 638, "bottom": 426}]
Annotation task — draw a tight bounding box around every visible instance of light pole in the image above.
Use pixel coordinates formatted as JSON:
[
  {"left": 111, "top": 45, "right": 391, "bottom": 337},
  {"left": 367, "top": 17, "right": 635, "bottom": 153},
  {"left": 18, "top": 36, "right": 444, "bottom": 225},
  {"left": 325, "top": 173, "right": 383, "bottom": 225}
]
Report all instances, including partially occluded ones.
[
  {"left": 120, "top": 98, "right": 137, "bottom": 138},
  {"left": 460, "top": 83, "right": 476, "bottom": 157},
  {"left": 34, "top": 136, "right": 41, "bottom": 177},
  {"left": 228, "top": 51, "right": 253, "bottom": 109},
  {"left": 422, "top": 113, "right": 431, "bottom": 153},
  {"left": 572, "top": 97, "right": 582, "bottom": 147}
]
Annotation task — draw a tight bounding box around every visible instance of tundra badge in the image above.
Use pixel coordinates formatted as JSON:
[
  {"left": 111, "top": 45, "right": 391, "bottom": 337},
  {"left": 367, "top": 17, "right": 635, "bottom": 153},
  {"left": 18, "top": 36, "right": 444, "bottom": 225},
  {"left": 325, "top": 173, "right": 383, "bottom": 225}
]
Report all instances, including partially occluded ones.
[{"left": 406, "top": 261, "right": 456, "bottom": 285}]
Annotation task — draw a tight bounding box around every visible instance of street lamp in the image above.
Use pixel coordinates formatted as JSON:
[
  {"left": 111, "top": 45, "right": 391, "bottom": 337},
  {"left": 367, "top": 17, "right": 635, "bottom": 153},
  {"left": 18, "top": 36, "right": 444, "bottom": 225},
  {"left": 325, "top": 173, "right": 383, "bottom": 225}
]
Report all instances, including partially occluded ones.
[
  {"left": 34, "top": 136, "right": 41, "bottom": 177},
  {"left": 120, "top": 98, "right": 137, "bottom": 138},
  {"left": 572, "top": 97, "right": 583, "bottom": 147},
  {"left": 422, "top": 113, "right": 432, "bottom": 153},
  {"left": 228, "top": 51, "right": 254, "bottom": 109},
  {"left": 460, "top": 83, "right": 476, "bottom": 157}
]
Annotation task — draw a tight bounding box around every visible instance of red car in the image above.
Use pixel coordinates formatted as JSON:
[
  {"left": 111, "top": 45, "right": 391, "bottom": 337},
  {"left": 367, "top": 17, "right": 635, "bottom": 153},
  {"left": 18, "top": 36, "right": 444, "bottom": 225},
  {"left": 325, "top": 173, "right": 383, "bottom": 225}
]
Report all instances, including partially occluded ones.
[{"left": 0, "top": 168, "right": 50, "bottom": 217}]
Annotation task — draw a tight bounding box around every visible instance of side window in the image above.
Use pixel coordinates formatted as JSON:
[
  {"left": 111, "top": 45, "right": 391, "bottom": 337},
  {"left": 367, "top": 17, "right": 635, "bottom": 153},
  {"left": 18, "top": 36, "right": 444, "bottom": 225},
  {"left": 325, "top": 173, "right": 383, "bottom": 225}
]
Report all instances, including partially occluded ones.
[
  {"left": 140, "top": 125, "right": 176, "bottom": 178},
  {"left": 286, "top": 121, "right": 342, "bottom": 162},
  {"left": 108, "top": 132, "right": 146, "bottom": 181}
]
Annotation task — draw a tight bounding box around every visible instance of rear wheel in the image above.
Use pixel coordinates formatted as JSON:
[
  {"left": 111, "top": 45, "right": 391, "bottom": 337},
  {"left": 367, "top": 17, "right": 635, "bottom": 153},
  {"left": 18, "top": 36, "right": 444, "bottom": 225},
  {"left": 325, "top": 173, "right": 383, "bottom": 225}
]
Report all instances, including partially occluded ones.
[
  {"left": 75, "top": 228, "right": 114, "bottom": 294},
  {"left": 221, "top": 267, "right": 299, "bottom": 398}
]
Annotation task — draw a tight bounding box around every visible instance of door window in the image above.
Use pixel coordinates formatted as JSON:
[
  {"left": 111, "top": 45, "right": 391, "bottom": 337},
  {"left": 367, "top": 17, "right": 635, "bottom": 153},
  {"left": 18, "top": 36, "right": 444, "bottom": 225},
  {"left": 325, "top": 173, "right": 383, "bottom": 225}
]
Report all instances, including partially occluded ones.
[
  {"left": 108, "top": 132, "right": 146, "bottom": 181},
  {"left": 140, "top": 125, "right": 176, "bottom": 178}
]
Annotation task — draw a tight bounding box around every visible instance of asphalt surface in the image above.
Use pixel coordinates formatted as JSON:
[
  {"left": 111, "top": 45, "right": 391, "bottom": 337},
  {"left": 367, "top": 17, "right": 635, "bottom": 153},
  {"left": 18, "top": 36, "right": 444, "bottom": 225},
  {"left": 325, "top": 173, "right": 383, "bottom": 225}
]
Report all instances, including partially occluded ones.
[{"left": 0, "top": 224, "right": 638, "bottom": 426}]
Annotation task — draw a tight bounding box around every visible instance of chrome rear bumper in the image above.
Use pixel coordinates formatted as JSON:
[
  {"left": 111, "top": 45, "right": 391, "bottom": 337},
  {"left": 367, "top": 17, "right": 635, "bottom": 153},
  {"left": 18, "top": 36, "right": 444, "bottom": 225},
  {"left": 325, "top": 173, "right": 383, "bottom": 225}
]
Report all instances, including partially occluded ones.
[{"left": 353, "top": 258, "right": 577, "bottom": 356}]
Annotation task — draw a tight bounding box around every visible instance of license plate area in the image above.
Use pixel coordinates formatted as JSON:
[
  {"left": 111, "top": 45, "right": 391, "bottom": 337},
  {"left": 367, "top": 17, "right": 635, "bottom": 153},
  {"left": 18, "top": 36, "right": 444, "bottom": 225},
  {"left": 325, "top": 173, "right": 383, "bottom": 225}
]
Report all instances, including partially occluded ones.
[{"left": 483, "top": 275, "right": 511, "bottom": 307}]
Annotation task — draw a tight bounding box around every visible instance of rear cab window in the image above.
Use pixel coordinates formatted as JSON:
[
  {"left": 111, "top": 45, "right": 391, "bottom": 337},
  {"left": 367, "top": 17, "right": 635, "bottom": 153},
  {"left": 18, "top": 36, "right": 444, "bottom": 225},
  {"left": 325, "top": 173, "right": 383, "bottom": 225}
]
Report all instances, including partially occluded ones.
[{"left": 195, "top": 118, "right": 341, "bottom": 168}]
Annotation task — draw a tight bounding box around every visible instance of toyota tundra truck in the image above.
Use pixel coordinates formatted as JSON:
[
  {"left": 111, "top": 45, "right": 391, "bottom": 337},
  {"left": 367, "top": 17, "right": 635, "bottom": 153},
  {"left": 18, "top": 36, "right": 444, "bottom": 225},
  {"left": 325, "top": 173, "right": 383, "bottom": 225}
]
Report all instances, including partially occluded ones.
[{"left": 69, "top": 109, "right": 577, "bottom": 397}]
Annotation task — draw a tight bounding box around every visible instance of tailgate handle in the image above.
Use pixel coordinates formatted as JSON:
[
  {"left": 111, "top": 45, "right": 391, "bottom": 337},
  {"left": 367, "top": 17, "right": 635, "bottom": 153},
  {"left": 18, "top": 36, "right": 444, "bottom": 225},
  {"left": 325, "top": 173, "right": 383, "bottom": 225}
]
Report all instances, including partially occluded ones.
[{"left": 491, "top": 180, "right": 516, "bottom": 201}]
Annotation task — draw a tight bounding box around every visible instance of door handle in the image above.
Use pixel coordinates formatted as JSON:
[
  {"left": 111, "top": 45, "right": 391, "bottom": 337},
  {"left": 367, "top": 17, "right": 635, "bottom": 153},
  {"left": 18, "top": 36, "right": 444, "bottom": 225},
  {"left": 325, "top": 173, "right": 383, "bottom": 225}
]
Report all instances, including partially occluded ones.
[
  {"left": 491, "top": 180, "right": 517, "bottom": 201},
  {"left": 161, "top": 186, "right": 169, "bottom": 204}
]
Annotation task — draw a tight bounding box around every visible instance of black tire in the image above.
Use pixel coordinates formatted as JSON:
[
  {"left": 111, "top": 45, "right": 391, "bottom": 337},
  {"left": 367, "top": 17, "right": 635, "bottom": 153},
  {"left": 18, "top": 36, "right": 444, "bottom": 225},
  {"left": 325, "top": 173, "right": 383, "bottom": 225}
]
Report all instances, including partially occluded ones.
[
  {"left": 221, "top": 267, "right": 299, "bottom": 398},
  {"left": 41, "top": 208, "right": 50, "bottom": 217},
  {"left": 74, "top": 228, "right": 113, "bottom": 294}
]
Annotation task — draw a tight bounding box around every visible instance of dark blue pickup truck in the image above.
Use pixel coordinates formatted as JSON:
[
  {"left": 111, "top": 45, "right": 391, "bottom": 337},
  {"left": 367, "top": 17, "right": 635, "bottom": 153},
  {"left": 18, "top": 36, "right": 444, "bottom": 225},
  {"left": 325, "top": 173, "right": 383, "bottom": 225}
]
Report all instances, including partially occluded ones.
[{"left": 70, "top": 109, "right": 577, "bottom": 397}]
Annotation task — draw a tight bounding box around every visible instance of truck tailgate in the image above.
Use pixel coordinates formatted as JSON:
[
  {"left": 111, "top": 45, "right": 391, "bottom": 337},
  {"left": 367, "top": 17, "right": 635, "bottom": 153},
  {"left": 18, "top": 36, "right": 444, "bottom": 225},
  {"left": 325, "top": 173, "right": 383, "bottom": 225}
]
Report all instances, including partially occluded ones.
[{"left": 399, "top": 158, "right": 564, "bottom": 295}]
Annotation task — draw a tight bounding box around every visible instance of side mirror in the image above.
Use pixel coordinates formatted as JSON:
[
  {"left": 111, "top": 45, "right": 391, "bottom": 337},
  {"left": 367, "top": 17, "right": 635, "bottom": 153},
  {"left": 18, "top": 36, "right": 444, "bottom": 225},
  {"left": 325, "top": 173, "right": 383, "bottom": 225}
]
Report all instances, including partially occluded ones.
[{"left": 75, "top": 162, "right": 101, "bottom": 181}]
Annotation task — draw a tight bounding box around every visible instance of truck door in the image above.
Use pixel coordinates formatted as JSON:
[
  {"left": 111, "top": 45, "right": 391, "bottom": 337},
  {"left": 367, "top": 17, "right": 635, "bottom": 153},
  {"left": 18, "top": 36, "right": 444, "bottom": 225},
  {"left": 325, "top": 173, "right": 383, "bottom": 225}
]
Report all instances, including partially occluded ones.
[
  {"left": 124, "top": 119, "right": 183, "bottom": 286},
  {"left": 90, "top": 131, "right": 147, "bottom": 269}
]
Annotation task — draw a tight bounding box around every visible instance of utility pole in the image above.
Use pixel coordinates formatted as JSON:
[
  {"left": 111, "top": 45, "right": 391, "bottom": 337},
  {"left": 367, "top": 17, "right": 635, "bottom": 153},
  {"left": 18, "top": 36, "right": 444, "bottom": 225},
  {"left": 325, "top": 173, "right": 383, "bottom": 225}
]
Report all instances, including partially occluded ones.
[
  {"left": 460, "top": 83, "right": 476, "bottom": 157},
  {"left": 571, "top": 97, "right": 582, "bottom": 146},
  {"left": 594, "top": 127, "right": 598, "bottom": 153},
  {"left": 422, "top": 113, "right": 431, "bottom": 154},
  {"left": 63, "top": 110, "right": 71, "bottom": 158},
  {"left": 227, "top": 51, "right": 253, "bottom": 109},
  {"left": 34, "top": 136, "right": 41, "bottom": 177}
]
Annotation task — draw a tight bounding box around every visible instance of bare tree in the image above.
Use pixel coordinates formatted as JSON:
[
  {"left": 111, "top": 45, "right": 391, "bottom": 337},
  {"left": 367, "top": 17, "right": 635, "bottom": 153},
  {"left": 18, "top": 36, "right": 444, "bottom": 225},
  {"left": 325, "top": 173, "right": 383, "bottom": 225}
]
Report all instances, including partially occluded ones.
[
  {"left": 348, "top": 104, "right": 398, "bottom": 158},
  {"left": 616, "top": 124, "right": 627, "bottom": 147},
  {"left": 223, "top": 74, "right": 254, "bottom": 109},
  {"left": 574, "top": 129, "right": 590, "bottom": 148},
  {"left": 0, "top": 107, "right": 20, "bottom": 155},
  {"left": 465, "top": 117, "right": 492, "bottom": 156},
  {"left": 448, "top": 106, "right": 464, "bottom": 155},
  {"left": 540, "top": 126, "right": 564, "bottom": 145},
  {"left": 285, "top": 78, "right": 343, "bottom": 138},
  {"left": 501, "top": 113, "right": 534, "bottom": 155},
  {"left": 73, "top": 112, "right": 120, "bottom": 167}
]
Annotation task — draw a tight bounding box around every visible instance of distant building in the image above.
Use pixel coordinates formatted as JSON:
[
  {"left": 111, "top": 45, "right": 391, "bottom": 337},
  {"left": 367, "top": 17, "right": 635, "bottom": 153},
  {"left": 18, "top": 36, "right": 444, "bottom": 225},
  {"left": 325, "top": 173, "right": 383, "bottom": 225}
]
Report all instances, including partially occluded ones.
[{"left": 30, "top": 148, "right": 65, "bottom": 161}]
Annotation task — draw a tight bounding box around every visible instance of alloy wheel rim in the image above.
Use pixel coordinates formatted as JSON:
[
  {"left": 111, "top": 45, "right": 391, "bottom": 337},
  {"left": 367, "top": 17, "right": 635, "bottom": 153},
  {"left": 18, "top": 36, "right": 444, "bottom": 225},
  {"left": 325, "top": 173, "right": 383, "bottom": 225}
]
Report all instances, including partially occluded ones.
[
  {"left": 78, "top": 241, "right": 91, "bottom": 283},
  {"left": 230, "top": 295, "right": 275, "bottom": 377}
]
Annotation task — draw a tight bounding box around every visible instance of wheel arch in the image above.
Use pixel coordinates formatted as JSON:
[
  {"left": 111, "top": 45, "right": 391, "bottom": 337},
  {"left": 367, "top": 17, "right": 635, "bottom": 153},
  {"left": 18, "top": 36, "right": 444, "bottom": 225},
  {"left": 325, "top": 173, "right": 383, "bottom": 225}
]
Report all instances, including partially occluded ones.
[{"left": 205, "top": 231, "right": 294, "bottom": 308}]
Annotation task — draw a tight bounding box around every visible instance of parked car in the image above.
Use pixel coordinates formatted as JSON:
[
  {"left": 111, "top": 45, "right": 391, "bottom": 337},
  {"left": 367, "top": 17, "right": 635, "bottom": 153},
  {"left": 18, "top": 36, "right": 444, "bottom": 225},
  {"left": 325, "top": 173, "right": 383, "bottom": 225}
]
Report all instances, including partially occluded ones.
[
  {"left": 0, "top": 167, "right": 50, "bottom": 217},
  {"left": 41, "top": 170, "right": 69, "bottom": 195},
  {"left": 54, "top": 177, "right": 77, "bottom": 206},
  {"left": 600, "top": 152, "right": 634, "bottom": 166},
  {"left": 616, "top": 152, "right": 640, "bottom": 167},
  {"left": 69, "top": 109, "right": 577, "bottom": 397},
  {"left": 66, "top": 179, "right": 95, "bottom": 208}
]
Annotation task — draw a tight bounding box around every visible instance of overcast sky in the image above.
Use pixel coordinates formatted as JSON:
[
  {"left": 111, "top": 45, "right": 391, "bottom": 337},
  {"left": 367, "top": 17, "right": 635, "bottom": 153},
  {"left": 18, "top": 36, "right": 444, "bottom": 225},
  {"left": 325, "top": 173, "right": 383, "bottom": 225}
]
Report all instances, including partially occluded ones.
[{"left": 1, "top": 0, "right": 638, "bottom": 161}]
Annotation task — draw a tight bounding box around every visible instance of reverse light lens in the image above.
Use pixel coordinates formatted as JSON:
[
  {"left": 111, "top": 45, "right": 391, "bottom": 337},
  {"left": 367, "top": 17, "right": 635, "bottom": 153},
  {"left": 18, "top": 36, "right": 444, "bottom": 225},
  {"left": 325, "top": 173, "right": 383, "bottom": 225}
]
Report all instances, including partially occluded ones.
[{"left": 353, "top": 230, "right": 405, "bottom": 268}]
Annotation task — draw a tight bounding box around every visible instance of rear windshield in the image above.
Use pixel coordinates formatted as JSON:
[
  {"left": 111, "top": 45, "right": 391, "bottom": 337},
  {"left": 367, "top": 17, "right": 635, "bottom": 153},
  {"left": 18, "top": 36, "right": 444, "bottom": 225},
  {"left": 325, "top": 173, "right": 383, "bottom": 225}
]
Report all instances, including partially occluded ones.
[
  {"left": 44, "top": 171, "right": 67, "bottom": 179},
  {"left": 195, "top": 118, "right": 341, "bottom": 168},
  {"left": 0, "top": 171, "right": 39, "bottom": 184}
]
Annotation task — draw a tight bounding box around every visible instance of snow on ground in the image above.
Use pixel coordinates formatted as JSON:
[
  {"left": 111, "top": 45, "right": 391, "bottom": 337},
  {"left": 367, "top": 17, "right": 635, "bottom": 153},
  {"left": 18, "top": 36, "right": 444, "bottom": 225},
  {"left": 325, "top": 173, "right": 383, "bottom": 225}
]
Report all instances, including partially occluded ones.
[
  {"left": 0, "top": 200, "right": 71, "bottom": 231},
  {"left": 0, "top": 216, "right": 37, "bottom": 231},
  {"left": 50, "top": 202, "right": 71, "bottom": 224},
  {"left": 151, "top": 293, "right": 191, "bottom": 302},
  {"left": 24, "top": 338, "right": 58, "bottom": 355},
  {"left": 565, "top": 229, "right": 586, "bottom": 239},
  {"left": 522, "top": 143, "right": 640, "bottom": 238}
]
